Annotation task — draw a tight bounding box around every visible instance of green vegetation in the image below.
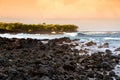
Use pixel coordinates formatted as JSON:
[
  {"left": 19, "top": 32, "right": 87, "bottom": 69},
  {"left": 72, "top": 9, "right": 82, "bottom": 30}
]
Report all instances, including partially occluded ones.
[{"left": 0, "top": 22, "right": 78, "bottom": 33}]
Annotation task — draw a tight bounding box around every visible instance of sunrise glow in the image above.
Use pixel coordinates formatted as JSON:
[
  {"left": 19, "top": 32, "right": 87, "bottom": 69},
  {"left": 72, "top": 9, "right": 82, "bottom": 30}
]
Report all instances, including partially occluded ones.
[{"left": 0, "top": 0, "right": 120, "bottom": 19}]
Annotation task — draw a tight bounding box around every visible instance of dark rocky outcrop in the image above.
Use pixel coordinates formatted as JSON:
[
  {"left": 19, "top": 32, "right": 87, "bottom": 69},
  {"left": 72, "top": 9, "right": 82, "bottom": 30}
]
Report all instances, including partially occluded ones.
[{"left": 0, "top": 37, "right": 119, "bottom": 80}]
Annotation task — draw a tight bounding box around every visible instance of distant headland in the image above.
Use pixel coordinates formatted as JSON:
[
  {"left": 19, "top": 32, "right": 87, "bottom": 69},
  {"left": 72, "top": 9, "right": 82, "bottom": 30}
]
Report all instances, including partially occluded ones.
[{"left": 0, "top": 22, "right": 78, "bottom": 34}]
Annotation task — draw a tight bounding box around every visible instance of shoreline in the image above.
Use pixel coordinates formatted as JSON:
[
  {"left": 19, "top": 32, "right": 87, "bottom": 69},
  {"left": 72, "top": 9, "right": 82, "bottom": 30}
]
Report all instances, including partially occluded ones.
[
  {"left": 0, "top": 29, "right": 77, "bottom": 34},
  {"left": 0, "top": 37, "right": 120, "bottom": 79}
]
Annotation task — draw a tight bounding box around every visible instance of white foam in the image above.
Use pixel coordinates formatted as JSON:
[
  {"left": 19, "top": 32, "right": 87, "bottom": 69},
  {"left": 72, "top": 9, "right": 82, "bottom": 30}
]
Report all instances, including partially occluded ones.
[
  {"left": 84, "top": 31, "right": 108, "bottom": 34},
  {"left": 64, "top": 32, "right": 78, "bottom": 37},
  {"left": 104, "top": 37, "right": 120, "bottom": 41},
  {"left": 0, "top": 33, "right": 63, "bottom": 39},
  {"left": 41, "top": 41, "right": 48, "bottom": 44},
  {"left": 113, "top": 64, "right": 120, "bottom": 77}
]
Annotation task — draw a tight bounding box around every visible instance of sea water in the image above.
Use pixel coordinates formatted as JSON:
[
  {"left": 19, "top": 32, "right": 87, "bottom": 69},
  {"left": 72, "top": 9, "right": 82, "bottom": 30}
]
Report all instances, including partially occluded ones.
[{"left": 0, "top": 31, "right": 120, "bottom": 47}]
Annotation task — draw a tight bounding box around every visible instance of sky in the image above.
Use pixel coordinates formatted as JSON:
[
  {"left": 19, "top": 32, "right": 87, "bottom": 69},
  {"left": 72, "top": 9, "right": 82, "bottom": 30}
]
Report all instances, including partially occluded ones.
[
  {"left": 0, "top": 0, "right": 120, "bottom": 19},
  {"left": 0, "top": 0, "right": 120, "bottom": 31}
]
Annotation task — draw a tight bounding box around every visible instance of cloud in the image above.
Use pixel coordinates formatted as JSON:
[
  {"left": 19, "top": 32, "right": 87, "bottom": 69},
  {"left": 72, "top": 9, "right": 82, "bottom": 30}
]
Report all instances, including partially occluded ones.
[
  {"left": 0, "top": 0, "right": 120, "bottom": 19},
  {"left": 36, "top": 0, "right": 120, "bottom": 18}
]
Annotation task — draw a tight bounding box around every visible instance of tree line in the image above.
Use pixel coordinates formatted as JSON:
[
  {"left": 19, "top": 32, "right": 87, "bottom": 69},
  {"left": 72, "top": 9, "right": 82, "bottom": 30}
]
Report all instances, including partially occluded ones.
[{"left": 0, "top": 22, "right": 78, "bottom": 33}]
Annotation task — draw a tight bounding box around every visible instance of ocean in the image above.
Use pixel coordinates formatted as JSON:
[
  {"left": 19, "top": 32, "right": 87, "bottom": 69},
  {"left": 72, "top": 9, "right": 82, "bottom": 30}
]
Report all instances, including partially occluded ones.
[{"left": 0, "top": 31, "right": 120, "bottom": 47}]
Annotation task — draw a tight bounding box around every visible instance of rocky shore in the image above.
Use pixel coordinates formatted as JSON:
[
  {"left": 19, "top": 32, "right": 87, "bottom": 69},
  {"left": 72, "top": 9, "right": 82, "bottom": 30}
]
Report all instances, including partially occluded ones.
[{"left": 0, "top": 37, "right": 120, "bottom": 80}]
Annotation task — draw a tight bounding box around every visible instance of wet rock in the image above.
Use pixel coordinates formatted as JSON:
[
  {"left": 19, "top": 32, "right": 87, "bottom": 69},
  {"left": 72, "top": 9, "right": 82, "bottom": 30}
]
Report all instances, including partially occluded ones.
[
  {"left": 39, "top": 67, "right": 49, "bottom": 75},
  {"left": 103, "top": 42, "right": 109, "bottom": 48},
  {"left": 98, "top": 42, "right": 109, "bottom": 48},
  {"left": 0, "top": 73, "right": 8, "bottom": 79},
  {"left": 79, "top": 75, "right": 88, "bottom": 80},
  {"left": 85, "top": 41, "right": 96, "bottom": 46},
  {"left": 87, "top": 71, "right": 95, "bottom": 78},
  {"left": 40, "top": 76, "right": 50, "bottom": 80},
  {"left": 63, "top": 55, "right": 70, "bottom": 60},
  {"left": 109, "top": 71, "right": 116, "bottom": 77},
  {"left": 95, "top": 73, "right": 103, "bottom": 79},
  {"left": 115, "top": 47, "right": 120, "bottom": 51},
  {"left": 118, "top": 54, "right": 120, "bottom": 59},
  {"left": 63, "top": 61, "right": 76, "bottom": 71},
  {"left": 79, "top": 49, "right": 88, "bottom": 54},
  {"left": 59, "top": 37, "right": 71, "bottom": 43},
  {"left": 115, "top": 76, "right": 120, "bottom": 80},
  {"left": 56, "top": 67, "right": 65, "bottom": 74},
  {"left": 73, "top": 49, "right": 79, "bottom": 53},
  {"left": 105, "top": 49, "right": 112, "bottom": 54},
  {"left": 100, "top": 62, "right": 112, "bottom": 71},
  {"left": 103, "top": 75, "right": 113, "bottom": 80}
]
